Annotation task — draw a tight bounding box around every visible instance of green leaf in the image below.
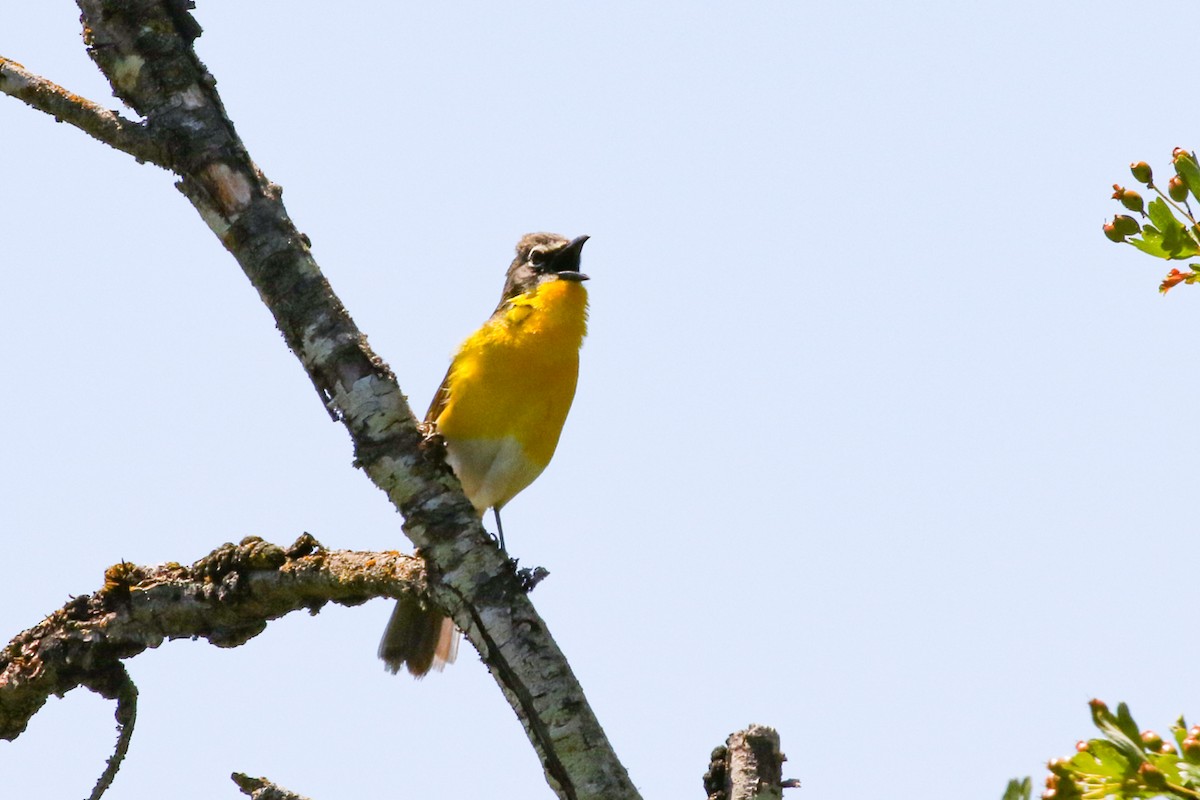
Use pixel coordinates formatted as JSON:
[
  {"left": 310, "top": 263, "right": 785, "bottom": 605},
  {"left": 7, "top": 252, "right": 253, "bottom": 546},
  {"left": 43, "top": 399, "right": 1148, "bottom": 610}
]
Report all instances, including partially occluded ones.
[
  {"left": 1145, "top": 197, "right": 1194, "bottom": 257},
  {"left": 1160, "top": 221, "right": 1200, "bottom": 258},
  {"left": 1129, "top": 231, "right": 1173, "bottom": 259},
  {"left": 1171, "top": 229, "right": 1200, "bottom": 258},
  {"left": 1090, "top": 701, "right": 1146, "bottom": 766},
  {"left": 1177, "top": 760, "right": 1200, "bottom": 787},
  {"left": 1162, "top": 223, "right": 1183, "bottom": 255},
  {"left": 1148, "top": 197, "right": 1178, "bottom": 232},
  {"left": 1116, "top": 702, "right": 1143, "bottom": 743},
  {"left": 1147, "top": 750, "right": 1187, "bottom": 785},
  {"left": 1128, "top": 216, "right": 1199, "bottom": 259},
  {"left": 1177, "top": 152, "right": 1200, "bottom": 203},
  {"left": 1071, "top": 739, "right": 1133, "bottom": 778},
  {"left": 1172, "top": 716, "right": 1188, "bottom": 750},
  {"left": 1000, "top": 777, "right": 1031, "bottom": 800}
]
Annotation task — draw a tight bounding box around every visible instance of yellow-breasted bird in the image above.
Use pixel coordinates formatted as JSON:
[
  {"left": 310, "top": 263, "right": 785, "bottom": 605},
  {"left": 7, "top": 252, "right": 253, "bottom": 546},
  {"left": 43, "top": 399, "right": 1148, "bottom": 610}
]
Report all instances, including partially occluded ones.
[{"left": 378, "top": 232, "right": 590, "bottom": 676}]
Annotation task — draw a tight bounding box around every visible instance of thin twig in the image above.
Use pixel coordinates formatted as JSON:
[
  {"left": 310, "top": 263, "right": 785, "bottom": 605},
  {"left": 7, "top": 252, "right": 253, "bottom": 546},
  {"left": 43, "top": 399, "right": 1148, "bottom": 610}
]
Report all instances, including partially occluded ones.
[{"left": 86, "top": 666, "right": 138, "bottom": 800}]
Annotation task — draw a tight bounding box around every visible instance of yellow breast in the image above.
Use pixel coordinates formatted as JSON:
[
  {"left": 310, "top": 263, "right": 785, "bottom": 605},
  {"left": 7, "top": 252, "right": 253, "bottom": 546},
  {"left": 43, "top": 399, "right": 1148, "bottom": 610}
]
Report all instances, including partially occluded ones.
[{"left": 434, "top": 279, "right": 588, "bottom": 511}]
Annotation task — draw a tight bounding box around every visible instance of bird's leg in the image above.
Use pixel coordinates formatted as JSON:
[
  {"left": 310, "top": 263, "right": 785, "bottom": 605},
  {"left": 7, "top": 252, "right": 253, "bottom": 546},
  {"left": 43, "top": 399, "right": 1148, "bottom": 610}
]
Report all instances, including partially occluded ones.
[
  {"left": 493, "top": 507, "right": 507, "bottom": 552},
  {"left": 491, "top": 508, "right": 543, "bottom": 590}
]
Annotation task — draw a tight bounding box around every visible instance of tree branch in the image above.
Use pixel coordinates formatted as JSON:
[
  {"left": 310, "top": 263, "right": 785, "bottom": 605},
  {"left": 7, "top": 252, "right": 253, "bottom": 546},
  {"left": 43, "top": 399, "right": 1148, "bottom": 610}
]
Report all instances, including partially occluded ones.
[
  {"left": 2, "top": 4, "right": 641, "bottom": 797},
  {"left": 704, "top": 725, "right": 799, "bottom": 800},
  {"left": 86, "top": 665, "right": 137, "bottom": 800},
  {"left": 0, "top": 56, "right": 165, "bottom": 166},
  {"left": 0, "top": 534, "right": 426, "bottom": 743},
  {"left": 232, "top": 773, "right": 313, "bottom": 800},
  {"left": 2, "top": 3, "right": 638, "bottom": 796}
]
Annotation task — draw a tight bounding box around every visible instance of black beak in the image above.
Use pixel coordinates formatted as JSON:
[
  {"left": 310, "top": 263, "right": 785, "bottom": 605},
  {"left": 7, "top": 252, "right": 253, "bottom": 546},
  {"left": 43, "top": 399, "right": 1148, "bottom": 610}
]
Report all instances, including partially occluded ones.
[{"left": 550, "top": 235, "right": 590, "bottom": 281}]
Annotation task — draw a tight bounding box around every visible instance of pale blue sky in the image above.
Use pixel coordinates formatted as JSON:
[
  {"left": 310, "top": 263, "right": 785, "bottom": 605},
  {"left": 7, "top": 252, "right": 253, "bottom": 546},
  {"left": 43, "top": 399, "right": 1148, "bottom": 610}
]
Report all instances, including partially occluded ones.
[{"left": 4, "top": 2, "right": 1200, "bottom": 798}]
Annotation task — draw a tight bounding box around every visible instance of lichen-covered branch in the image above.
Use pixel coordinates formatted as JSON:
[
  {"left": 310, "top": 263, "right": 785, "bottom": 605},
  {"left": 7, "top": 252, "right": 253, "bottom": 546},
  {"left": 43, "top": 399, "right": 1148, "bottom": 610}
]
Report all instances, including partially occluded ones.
[
  {"left": 1, "top": 2, "right": 641, "bottom": 798},
  {"left": 0, "top": 56, "right": 165, "bottom": 166},
  {"left": 704, "top": 725, "right": 799, "bottom": 800},
  {"left": 0, "top": 534, "right": 425, "bottom": 742},
  {"left": 232, "top": 772, "right": 313, "bottom": 800}
]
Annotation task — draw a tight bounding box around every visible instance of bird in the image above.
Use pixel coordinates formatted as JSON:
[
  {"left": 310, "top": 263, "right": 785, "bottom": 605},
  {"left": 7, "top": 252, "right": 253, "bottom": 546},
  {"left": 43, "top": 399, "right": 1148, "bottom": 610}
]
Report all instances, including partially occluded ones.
[{"left": 378, "top": 232, "right": 590, "bottom": 676}]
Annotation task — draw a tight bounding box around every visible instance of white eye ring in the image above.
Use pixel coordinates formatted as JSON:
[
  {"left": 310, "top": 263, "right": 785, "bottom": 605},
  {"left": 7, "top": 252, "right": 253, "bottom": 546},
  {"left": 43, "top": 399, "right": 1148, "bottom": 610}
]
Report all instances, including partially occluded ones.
[{"left": 528, "top": 247, "right": 548, "bottom": 265}]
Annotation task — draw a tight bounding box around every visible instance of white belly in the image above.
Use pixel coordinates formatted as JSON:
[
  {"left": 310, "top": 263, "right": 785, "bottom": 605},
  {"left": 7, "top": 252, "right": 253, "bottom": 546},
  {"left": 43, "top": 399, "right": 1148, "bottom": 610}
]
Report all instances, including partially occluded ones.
[{"left": 443, "top": 435, "right": 548, "bottom": 513}]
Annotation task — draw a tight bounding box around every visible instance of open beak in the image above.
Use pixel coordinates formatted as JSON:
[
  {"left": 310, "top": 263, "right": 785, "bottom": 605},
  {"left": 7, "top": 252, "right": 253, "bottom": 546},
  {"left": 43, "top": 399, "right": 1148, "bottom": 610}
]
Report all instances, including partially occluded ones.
[{"left": 550, "top": 235, "right": 590, "bottom": 281}]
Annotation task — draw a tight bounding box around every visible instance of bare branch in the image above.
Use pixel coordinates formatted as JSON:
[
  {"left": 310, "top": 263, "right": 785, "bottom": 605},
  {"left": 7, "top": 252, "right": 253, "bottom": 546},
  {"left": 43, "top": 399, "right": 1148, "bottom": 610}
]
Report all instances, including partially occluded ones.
[
  {"left": 704, "top": 725, "right": 798, "bottom": 800},
  {"left": 50, "top": 2, "right": 641, "bottom": 798},
  {"left": 232, "top": 773, "right": 313, "bottom": 800},
  {"left": 86, "top": 666, "right": 137, "bottom": 800},
  {"left": 0, "top": 56, "right": 165, "bottom": 166},
  {"left": 0, "top": 534, "right": 427, "bottom": 743}
]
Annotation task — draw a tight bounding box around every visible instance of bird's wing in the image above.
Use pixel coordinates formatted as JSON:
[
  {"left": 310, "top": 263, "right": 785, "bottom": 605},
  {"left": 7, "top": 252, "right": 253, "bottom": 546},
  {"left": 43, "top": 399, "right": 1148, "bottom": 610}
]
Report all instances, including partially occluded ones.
[{"left": 424, "top": 363, "right": 455, "bottom": 425}]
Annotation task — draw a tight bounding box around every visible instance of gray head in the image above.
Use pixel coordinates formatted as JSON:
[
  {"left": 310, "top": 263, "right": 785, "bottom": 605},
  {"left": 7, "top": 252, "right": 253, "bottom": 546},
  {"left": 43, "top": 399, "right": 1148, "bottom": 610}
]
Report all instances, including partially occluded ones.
[{"left": 499, "top": 233, "right": 590, "bottom": 304}]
